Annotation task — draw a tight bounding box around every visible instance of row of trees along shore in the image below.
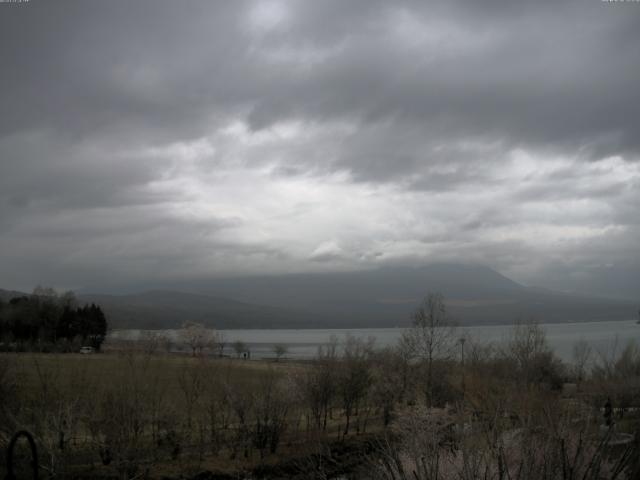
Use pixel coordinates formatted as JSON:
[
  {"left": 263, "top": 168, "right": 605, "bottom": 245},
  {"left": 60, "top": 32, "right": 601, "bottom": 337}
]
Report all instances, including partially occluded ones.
[
  {"left": 0, "top": 286, "right": 107, "bottom": 351},
  {"left": 2, "top": 291, "right": 640, "bottom": 479}
]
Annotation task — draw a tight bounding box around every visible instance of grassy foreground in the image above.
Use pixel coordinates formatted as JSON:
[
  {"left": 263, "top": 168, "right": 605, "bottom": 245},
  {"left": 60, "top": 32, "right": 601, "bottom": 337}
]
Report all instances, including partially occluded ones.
[
  {"left": 9, "top": 352, "right": 298, "bottom": 403},
  {"left": 3, "top": 323, "right": 640, "bottom": 480},
  {"left": 0, "top": 351, "right": 378, "bottom": 479}
]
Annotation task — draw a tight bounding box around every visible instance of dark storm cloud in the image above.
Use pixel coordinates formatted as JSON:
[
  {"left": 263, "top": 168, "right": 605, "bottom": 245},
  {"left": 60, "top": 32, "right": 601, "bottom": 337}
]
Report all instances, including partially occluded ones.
[
  {"left": 1, "top": 0, "right": 639, "bottom": 295},
  {"left": 243, "top": 0, "right": 640, "bottom": 165},
  {"left": 4, "top": 0, "right": 639, "bottom": 161}
]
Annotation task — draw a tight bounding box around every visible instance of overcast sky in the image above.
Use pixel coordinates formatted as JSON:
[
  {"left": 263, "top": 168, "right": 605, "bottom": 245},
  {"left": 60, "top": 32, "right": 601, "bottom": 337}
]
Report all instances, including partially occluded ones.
[{"left": 1, "top": 0, "right": 639, "bottom": 297}]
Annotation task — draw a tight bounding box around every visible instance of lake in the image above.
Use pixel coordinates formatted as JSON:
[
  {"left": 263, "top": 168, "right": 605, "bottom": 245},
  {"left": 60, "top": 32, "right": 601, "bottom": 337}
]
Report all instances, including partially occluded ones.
[{"left": 110, "top": 319, "right": 640, "bottom": 363}]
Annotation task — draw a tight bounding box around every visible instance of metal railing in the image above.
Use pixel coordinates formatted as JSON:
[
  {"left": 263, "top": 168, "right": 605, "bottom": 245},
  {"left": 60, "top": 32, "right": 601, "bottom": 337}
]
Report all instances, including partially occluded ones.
[{"left": 4, "top": 430, "right": 38, "bottom": 480}]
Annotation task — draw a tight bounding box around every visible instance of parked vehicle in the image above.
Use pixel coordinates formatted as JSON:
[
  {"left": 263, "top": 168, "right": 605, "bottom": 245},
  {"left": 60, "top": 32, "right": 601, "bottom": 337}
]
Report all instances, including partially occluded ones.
[{"left": 79, "top": 346, "right": 94, "bottom": 354}]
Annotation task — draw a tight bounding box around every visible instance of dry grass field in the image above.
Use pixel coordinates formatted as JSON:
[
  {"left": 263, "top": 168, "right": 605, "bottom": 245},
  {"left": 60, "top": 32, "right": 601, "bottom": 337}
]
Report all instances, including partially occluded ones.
[
  {"left": 9, "top": 351, "right": 299, "bottom": 400},
  {"left": 3, "top": 323, "right": 640, "bottom": 479},
  {"left": 1, "top": 351, "right": 380, "bottom": 479}
]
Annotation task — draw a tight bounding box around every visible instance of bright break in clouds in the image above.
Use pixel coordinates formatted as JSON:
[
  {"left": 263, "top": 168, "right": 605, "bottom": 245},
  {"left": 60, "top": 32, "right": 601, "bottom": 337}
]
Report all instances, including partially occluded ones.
[{"left": 1, "top": 0, "right": 639, "bottom": 298}]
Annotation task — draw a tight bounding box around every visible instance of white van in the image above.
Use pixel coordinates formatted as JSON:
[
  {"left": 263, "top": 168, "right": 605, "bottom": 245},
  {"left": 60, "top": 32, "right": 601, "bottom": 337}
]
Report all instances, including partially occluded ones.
[{"left": 79, "top": 346, "right": 94, "bottom": 354}]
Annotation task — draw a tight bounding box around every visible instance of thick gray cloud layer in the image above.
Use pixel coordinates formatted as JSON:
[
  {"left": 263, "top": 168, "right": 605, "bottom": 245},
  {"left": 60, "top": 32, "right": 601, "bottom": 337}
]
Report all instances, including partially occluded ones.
[{"left": 1, "top": 0, "right": 639, "bottom": 297}]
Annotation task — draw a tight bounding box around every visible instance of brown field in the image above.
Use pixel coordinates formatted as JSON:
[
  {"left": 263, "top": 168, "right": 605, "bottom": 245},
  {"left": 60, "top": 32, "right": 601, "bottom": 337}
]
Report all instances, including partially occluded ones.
[
  {"left": 1, "top": 351, "right": 383, "bottom": 479},
  {"left": 9, "top": 352, "right": 301, "bottom": 399},
  {"left": 3, "top": 322, "right": 640, "bottom": 479}
]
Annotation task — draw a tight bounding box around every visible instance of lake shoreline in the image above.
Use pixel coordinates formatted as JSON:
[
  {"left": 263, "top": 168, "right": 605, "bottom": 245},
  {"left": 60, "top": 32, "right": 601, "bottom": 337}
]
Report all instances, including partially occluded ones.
[{"left": 108, "top": 319, "right": 640, "bottom": 363}]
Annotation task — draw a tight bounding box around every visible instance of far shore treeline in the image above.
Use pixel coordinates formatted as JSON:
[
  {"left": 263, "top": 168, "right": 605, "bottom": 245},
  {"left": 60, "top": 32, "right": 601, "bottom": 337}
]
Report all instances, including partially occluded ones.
[{"left": 0, "top": 286, "right": 107, "bottom": 352}]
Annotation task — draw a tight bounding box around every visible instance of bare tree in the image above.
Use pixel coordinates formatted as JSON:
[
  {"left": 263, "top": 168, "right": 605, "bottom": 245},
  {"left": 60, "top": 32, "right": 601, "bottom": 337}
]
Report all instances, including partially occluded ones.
[
  {"left": 273, "top": 343, "right": 288, "bottom": 361},
  {"left": 179, "top": 322, "right": 215, "bottom": 357},
  {"left": 158, "top": 333, "right": 173, "bottom": 354},
  {"left": 295, "top": 337, "right": 339, "bottom": 433},
  {"left": 224, "top": 379, "right": 254, "bottom": 459},
  {"left": 403, "top": 293, "right": 457, "bottom": 407},
  {"left": 572, "top": 338, "right": 592, "bottom": 383},
  {"left": 371, "top": 347, "right": 406, "bottom": 427},
  {"left": 140, "top": 331, "right": 162, "bottom": 355},
  {"left": 89, "top": 353, "right": 159, "bottom": 480},
  {"left": 213, "top": 331, "right": 226, "bottom": 357},
  {"left": 203, "top": 363, "right": 230, "bottom": 456},
  {"left": 232, "top": 340, "right": 247, "bottom": 358},
  {"left": 367, "top": 407, "right": 456, "bottom": 480},
  {"left": 368, "top": 396, "right": 639, "bottom": 480},
  {"left": 177, "top": 358, "right": 207, "bottom": 430},
  {"left": 508, "top": 319, "right": 548, "bottom": 367},
  {"left": 393, "top": 334, "right": 416, "bottom": 404},
  {"left": 338, "top": 335, "right": 374, "bottom": 436},
  {"left": 506, "top": 318, "right": 564, "bottom": 387},
  {"left": 252, "top": 370, "right": 291, "bottom": 457}
]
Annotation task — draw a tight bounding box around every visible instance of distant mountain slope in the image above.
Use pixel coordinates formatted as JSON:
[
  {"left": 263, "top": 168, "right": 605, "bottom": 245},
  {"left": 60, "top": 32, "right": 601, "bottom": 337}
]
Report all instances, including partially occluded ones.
[
  {"left": 2, "top": 264, "right": 637, "bottom": 328},
  {"left": 192, "top": 264, "right": 525, "bottom": 307},
  {"left": 78, "top": 290, "right": 323, "bottom": 329},
  {"left": 0, "top": 287, "right": 324, "bottom": 329},
  {"left": 186, "top": 264, "right": 636, "bottom": 326},
  {"left": 0, "top": 289, "right": 29, "bottom": 302}
]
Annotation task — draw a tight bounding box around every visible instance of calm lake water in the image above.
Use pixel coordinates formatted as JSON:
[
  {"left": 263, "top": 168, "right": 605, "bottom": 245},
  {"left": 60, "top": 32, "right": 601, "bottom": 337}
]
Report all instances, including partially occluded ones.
[{"left": 110, "top": 319, "right": 640, "bottom": 363}]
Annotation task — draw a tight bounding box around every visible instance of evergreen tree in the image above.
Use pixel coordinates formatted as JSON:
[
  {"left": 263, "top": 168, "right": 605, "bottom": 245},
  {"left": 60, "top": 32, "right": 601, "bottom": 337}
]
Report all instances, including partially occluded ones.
[{"left": 0, "top": 289, "right": 108, "bottom": 351}]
